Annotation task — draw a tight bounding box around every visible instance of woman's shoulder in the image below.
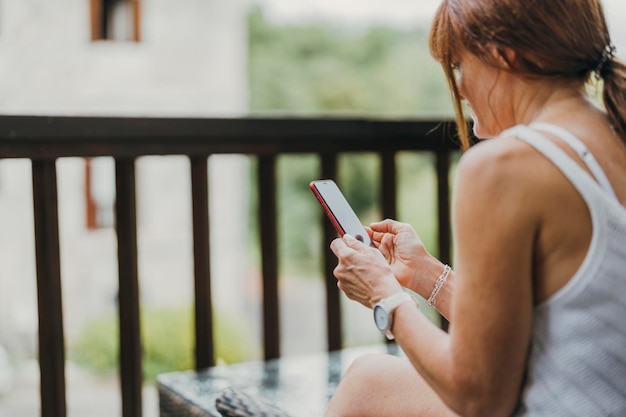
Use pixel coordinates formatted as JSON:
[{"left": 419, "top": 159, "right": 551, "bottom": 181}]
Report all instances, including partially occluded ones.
[
  {"left": 457, "top": 133, "right": 542, "bottom": 188},
  {"left": 454, "top": 131, "right": 565, "bottom": 220},
  {"left": 453, "top": 133, "right": 550, "bottom": 239}
]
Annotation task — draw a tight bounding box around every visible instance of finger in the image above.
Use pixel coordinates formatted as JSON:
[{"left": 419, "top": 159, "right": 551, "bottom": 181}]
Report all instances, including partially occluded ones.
[
  {"left": 366, "top": 226, "right": 385, "bottom": 247},
  {"left": 342, "top": 233, "right": 364, "bottom": 250},
  {"left": 330, "top": 237, "right": 348, "bottom": 257},
  {"left": 377, "top": 242, "right": 391, "bottom": 261},
  {"left": 369, "top": 218, "right": 398, "bottom": 233},
  {"left": 336, "top": 280, "right": 352, "bottom": 299},
  {"left": 369, "top": 229, "right": 388, "bottom": 244},
  {"left": 333, "top": 263, "right": 344, "bottom": 280}
]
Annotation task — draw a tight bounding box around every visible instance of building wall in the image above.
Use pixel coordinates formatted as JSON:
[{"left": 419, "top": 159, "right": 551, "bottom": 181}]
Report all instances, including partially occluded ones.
[
  {"left": 0, "top": 0, "right": 254, "bottom": 354},
  {"left": 0, "top": 0, "right": 250, "bottom": 115}
]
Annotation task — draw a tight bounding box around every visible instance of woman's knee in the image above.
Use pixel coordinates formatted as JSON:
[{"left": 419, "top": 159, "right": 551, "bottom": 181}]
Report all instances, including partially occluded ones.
[
  {"left": 341, "top": 353, "right": 390, "bottom": 387},
  {"left": 326, "top": 354, "right": 408, "bottom": 416},
  {"left": 326, "top": 353, "right": 454, "bottom": 417}
]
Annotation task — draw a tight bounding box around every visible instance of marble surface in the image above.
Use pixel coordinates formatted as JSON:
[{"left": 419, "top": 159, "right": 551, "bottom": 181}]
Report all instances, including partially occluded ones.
[{"left": 158, "top": 343, "right": 403, "bottom": 417}]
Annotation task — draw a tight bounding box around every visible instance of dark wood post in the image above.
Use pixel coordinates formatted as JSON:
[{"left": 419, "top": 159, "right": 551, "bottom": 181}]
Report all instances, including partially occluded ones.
[
  {"left": 258, "top": 155, "right": 280, "bottom": 360},
  {"left": 32, "top": 159, "right": 67, "bottom": 417},
  {"left": 190, "top": 156, "right": 214, "bottom": 369},
  {"left": 114, "top": 158, "right": 142, "bottom": 417},
  {"left": 436, "top": 152, "right": 451, "bottom": 331}
]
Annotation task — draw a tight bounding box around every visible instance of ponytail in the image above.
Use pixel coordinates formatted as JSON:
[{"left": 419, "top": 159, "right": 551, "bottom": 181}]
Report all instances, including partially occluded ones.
[{"left": 601, "top": 58, "right": 626, "bottom": 145}]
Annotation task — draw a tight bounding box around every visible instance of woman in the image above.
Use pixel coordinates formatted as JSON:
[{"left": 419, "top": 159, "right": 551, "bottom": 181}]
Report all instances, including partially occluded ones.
[{"left": 325, "top": 0, "right": 626, "bottom": 416}]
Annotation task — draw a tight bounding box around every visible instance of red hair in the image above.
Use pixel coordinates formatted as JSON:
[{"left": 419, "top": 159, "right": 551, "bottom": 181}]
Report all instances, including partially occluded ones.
[{"left": 429, "top": 0, "right": 626, "bottom": 149}]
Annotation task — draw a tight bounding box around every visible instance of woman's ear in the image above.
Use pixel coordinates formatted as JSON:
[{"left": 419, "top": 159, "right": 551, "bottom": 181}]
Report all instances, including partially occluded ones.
[{"left": 491, "top": 45, "right": 517, "bottom": 70}]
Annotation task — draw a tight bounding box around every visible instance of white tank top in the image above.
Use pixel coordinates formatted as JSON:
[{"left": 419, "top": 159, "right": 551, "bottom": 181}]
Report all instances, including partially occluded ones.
[{"left": 502, "top": 124, "right": 626, "bottom": 416}]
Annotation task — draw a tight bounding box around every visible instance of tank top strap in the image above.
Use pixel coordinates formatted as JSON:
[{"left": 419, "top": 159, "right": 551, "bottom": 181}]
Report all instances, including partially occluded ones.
[
  {"left": 502, "top": 124, "right": 616, "bottom": 205},
  {"left": 529, "top": 122, "right": 618, "bottom": 200}
]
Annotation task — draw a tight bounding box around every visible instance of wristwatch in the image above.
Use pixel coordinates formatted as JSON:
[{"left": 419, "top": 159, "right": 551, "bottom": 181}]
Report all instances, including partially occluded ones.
[{"left": 373, "top": 292, "right": 416, "bottom": 340}]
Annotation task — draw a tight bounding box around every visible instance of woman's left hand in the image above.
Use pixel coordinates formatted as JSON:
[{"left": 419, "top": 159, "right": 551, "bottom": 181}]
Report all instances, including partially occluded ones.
[{"left": 330, "top": 234, "right": 404, "bottom": 309}]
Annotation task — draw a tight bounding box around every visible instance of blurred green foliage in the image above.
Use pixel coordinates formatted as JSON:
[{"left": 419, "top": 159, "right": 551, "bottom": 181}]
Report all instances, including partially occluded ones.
[
  {"left": 248, "top": 8, "right": 456, "bottom": 276},
  {"left": 71, "top": 307, "right": 254, "bottom": 382},
  {"left": 248, "top": 7, "right": 453, "bottom": 113}
]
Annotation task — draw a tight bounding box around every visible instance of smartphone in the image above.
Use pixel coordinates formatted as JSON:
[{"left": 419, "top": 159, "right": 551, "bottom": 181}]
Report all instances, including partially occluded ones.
[{"left": 310, "top": 179, "right": 373, "bottom": 246}]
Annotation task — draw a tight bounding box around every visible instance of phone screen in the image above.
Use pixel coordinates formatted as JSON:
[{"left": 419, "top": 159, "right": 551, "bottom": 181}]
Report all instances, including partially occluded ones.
[{"left": 310, "top": 179, "right": 373, "bottom": 246}]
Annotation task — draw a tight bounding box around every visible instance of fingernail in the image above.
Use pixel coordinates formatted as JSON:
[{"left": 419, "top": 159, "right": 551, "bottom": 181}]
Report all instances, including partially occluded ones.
[{"left": 343, "top": 234, "right": 354, "bottom": 242}]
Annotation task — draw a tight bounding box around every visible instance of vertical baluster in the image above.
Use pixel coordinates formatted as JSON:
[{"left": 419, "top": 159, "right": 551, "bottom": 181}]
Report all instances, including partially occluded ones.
[
  {"left": 381, "top": 151, "right": 397, "bottom": 221},
  {"left": 190, "top": 156, "right": 214, "bottom": 369},
  {"left": 32, "top": 159, "right": 66, "bottom": 417},
  {"left": 381, "top": 151, "right": 398, "bottom": 344},
  {"left": 436, "top": 152, "right": 451, "bottom": 331},
  {"left": 258, "top": 155, "right": 280, "bottom": 360},
  {"left": 320, "top": 154, "right": 341, "bottom": 352},
  {"left": 114, "top": 158, "right": 142, "bottom": 417}
]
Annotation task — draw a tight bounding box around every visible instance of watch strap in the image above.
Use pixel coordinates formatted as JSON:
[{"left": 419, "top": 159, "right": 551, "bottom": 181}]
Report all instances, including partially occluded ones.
[
  {"left": 382, "top": 292, "right": 414, "bottom": 312},
  {"left": 378, "top": 292, "right": 415, "bottom": 340}
]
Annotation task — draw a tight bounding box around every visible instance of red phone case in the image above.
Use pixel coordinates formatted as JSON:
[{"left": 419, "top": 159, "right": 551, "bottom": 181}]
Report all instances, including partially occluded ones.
[{"left": 310, "top": 181, "right": 347, "bottom": 237}]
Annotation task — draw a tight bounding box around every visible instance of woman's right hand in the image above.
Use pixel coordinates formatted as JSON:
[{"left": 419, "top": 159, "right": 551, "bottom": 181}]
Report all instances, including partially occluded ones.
[{"left": 367, "top": 219, "right": 431, "bottom": 292}]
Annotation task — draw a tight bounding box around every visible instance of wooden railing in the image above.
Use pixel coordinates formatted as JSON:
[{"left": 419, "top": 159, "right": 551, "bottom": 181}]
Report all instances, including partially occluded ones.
[{"left": 0, "top": 115, "right": 459, "bottom": 417}]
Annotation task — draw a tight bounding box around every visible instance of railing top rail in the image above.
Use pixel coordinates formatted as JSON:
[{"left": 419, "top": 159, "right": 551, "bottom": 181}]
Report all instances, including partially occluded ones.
[{"left": 0, "top": 115, "right": 460, "bottom": 159}]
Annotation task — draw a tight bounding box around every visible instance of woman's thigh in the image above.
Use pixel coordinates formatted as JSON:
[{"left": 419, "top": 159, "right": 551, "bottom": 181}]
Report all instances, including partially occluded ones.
[{"left": 324, "top": 353, "right": 459, "bottom": 417}]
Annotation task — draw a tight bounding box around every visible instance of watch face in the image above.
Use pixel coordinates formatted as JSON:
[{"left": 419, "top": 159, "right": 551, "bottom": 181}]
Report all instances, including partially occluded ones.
[{"left": 374, "top": 305, "right": 389, "bottom": 331}]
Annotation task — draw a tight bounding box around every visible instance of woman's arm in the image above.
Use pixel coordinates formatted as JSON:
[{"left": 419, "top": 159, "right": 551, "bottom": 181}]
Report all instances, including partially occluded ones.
[
  {"left": 332, "top": 138, "right": 538, "bottom": 417},
  {"left": 393, "top": 139, "right": 537, "bottom": 416}
]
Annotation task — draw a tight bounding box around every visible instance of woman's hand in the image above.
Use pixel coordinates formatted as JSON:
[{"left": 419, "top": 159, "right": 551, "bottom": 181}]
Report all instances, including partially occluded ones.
[
  {"left": 368, "top": 219, "right": 430, "bottom": 292},
  {"left": 330, "top": 234, "right": 403, "bottom": 309}
]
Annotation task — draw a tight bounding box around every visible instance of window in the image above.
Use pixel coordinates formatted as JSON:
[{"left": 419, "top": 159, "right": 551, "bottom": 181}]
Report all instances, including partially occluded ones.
[{"left": 90, "top": 0, "right": 141, "bottom": 42}]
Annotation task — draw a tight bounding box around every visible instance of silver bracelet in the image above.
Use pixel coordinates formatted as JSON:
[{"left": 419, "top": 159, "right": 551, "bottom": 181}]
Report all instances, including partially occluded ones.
[{"left": 427, "top": 264, "right": 451, "bottom": 307}]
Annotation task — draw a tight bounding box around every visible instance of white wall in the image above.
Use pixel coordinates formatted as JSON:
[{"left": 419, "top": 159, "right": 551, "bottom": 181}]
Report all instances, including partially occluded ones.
[
  {"left": 0, "top": 0, "right": 250, "bottom": 115},
  {"left": 0, "top": 0, "right": 253, "bottom": 354}
]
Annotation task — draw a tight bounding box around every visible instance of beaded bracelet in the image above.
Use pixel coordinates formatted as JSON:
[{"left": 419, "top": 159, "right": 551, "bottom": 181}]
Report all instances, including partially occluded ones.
[{"left": 427, "top": 264, "right": 452, "bottom": 307}]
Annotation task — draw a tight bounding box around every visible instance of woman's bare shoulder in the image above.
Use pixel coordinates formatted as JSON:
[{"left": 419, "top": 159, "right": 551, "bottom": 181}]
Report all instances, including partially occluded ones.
[
  {"left": 453, "top": 133, "right": 555, "bottom": 234},
  {"left": 456, "top": 134, "right": 542, "bottom": 190}
]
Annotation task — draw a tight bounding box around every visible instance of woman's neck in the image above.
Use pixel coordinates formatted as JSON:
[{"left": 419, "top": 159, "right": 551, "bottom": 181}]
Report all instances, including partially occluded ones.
[{"left": 514, "top": 81, "right": 589, "bottom": 126}]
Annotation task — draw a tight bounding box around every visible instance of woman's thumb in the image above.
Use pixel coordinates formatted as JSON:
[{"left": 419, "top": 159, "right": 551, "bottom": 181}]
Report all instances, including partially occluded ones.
[{"left": 343, "top": 234, "right": 363, "bottom": 247}]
